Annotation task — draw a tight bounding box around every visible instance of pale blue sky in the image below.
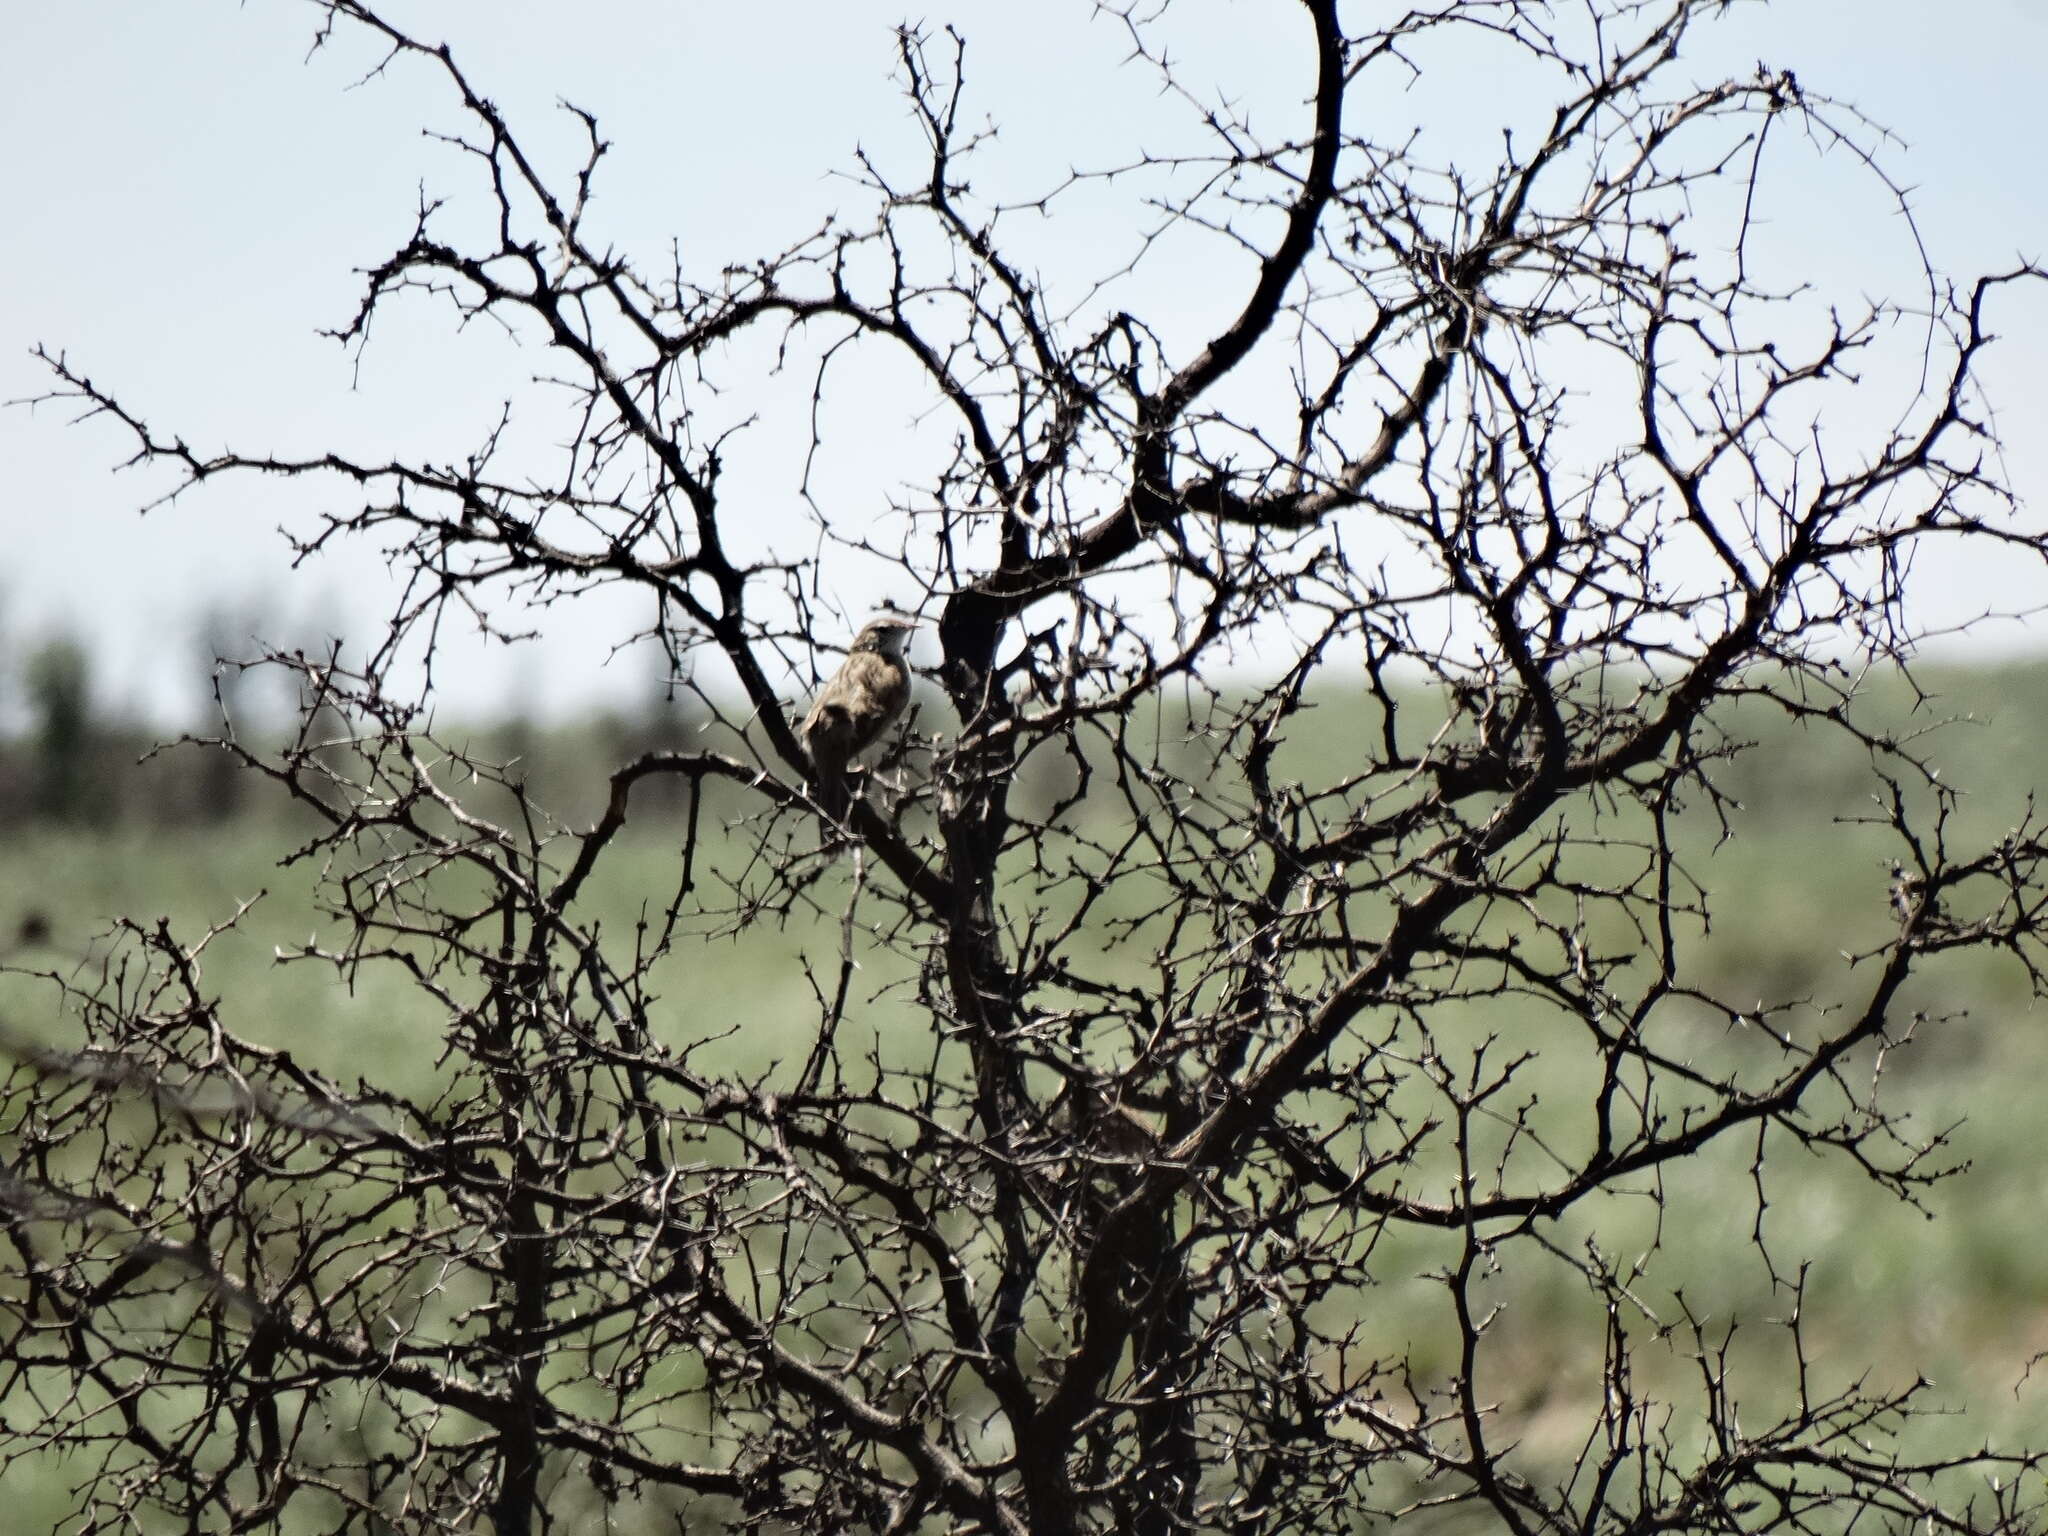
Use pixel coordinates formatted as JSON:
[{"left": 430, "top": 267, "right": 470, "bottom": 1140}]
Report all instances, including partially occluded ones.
[{"left": 5, "top": 1, "right": 2045, "bottom": 725}]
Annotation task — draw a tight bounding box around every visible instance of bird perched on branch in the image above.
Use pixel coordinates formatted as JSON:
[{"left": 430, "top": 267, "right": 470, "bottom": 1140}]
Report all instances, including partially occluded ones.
[{"left": 800, "top": 613, "right": 919, "bottom": 821}]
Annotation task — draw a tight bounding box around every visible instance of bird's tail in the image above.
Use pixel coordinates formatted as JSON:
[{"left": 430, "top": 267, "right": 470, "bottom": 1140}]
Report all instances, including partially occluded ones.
[
  {"left": 819, "top": 775, "right": 850, "bottom": 824},
  {"left": 810, "top": 755, "right": 851, "bottom": 825}
]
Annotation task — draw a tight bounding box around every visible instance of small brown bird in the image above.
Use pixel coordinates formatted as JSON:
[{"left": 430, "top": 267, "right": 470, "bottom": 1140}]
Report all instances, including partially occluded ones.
[{"left": 800, "top": 613, "right": 919, "bottom": 820}]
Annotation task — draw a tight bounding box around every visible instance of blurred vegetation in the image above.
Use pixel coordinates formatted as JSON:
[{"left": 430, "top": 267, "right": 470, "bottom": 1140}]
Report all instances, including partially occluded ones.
[{"left": 5, "top": 645, "right": 2048, "bottom": 1525}]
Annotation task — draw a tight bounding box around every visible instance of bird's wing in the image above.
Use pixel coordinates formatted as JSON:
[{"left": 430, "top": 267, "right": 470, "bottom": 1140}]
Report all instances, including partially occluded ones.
[
  {"left": 801, "top": 695, "right": 859, "bottom": 820},
  {"left": 802, "top": 697, "right": 855, "bottom": 764}
]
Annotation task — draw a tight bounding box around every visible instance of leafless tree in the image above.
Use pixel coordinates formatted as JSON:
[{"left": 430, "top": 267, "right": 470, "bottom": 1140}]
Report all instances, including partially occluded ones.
[{"left": 7, "top": 2, "right": 2048, "bottom": 1532}]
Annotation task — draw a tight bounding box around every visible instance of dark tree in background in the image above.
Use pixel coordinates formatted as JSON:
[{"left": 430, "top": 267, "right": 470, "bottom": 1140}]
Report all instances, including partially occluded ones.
[
  {"left": 22, "top": 637, "right": 96, "bottom": 824},
  {"left": 6, "top": 2, "right": 2048, "bottom": 1532}
]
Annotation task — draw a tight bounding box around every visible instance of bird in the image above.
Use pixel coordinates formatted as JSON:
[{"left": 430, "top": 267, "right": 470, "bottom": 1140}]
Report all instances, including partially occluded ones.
[{"left": 800, "top": 613, "right": 919, "bottom": 821}]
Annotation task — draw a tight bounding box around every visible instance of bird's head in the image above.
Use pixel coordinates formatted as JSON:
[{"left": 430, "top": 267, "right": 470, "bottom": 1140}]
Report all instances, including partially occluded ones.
[{"left": 851, "top": 613, "right": 920, "bottom": 660}]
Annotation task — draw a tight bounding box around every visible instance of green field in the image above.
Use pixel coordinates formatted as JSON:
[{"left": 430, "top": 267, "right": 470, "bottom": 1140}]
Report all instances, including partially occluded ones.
[{"left": 6, "top": 660, "right": 2048, "bottom": 1525}]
